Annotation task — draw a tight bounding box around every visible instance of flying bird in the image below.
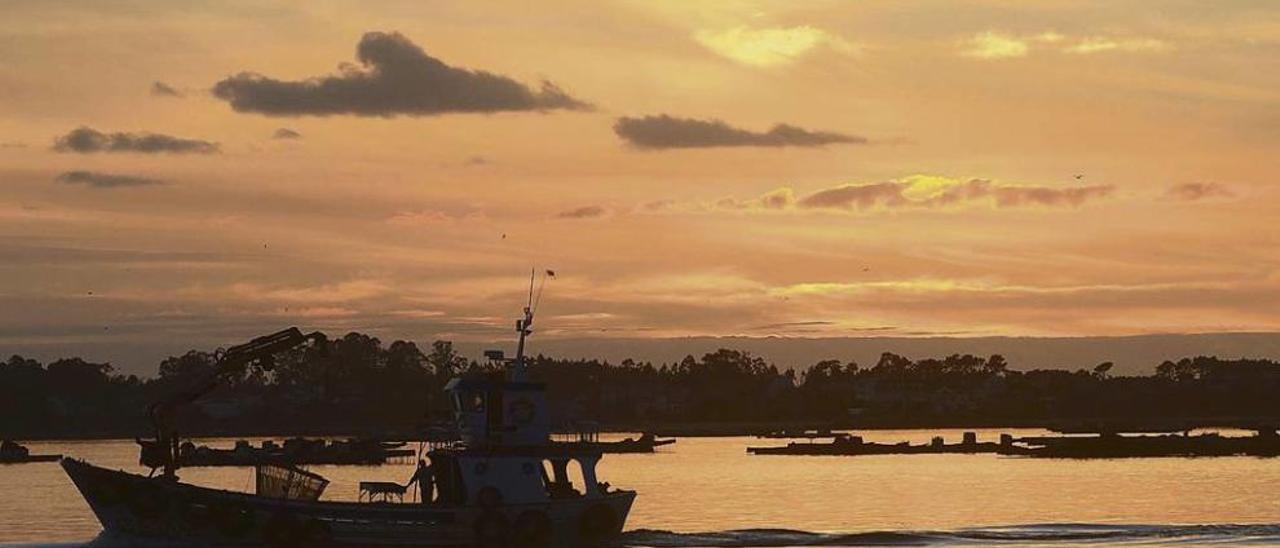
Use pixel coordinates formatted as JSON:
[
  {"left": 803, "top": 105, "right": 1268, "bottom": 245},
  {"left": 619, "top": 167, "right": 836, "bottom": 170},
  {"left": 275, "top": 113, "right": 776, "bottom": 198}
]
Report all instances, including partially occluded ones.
[{"left": 1074, "top": 174, "right": 1084, "bottom": 180}]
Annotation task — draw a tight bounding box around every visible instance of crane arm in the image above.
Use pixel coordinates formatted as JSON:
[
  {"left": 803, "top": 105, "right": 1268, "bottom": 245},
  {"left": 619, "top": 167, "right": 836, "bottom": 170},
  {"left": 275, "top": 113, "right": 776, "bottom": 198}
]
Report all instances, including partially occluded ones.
[{"left": 139, "top": 327, "right": 327, "bottom": 477}]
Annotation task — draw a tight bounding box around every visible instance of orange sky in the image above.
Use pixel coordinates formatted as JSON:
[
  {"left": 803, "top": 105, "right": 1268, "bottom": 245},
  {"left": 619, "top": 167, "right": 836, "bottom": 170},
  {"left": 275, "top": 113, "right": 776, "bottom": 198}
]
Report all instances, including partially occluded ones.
[{"left": 1, "top": 1, "right": 1278, "bottom": 363}]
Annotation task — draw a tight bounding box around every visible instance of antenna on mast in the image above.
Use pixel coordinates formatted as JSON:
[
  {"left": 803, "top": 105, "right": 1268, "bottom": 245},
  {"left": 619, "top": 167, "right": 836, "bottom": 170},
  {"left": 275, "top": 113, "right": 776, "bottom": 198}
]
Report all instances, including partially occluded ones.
[{"left": 513, "top": 268, "right": 554, "bottom": 377}]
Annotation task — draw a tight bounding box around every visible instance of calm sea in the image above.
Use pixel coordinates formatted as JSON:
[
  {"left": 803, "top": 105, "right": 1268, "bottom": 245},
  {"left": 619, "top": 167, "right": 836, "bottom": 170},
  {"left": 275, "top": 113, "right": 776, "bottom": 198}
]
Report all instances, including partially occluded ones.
[{"left": 3, "top": 429, "right": 1279, "bottom": 546}]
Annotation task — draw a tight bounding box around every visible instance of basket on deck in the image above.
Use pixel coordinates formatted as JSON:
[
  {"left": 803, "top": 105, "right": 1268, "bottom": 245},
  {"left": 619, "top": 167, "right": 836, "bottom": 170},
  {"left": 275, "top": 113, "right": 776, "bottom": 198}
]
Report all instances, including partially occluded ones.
[{"left": 255, "top": 463, "right": 329, "bottom": 501}]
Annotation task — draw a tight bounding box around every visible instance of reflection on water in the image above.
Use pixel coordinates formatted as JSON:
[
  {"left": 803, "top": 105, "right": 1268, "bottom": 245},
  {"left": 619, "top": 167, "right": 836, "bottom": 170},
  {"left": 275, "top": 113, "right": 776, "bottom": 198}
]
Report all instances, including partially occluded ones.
[{"left": 3, "top": 430, "right": 1280, "bottom": 544}]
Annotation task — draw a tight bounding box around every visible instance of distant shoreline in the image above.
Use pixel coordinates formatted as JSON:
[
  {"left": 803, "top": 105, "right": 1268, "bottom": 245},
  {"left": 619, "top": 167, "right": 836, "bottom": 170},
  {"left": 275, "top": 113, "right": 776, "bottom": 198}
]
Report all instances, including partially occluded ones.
[{"left": 14, "top": 416, "right": 1276, "bottom": 443}]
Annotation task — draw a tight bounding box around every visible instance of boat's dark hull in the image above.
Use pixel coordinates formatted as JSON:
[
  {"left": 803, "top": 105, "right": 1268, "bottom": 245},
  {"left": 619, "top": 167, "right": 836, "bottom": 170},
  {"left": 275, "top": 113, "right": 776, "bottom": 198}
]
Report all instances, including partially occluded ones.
[
  {"left": 999, "top": 434, "right": 1280, "bottom": 458},
  {"left": 62, "top": 458, "right": 635, "bottom": 546}
]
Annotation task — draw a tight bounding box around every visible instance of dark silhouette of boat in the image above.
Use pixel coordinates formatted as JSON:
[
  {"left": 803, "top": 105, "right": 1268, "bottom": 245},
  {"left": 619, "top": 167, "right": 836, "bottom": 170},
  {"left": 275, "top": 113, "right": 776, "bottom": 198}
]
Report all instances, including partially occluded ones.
[
  {"left": 747, "top": 431, "right": 1005, "bottom": 456},
  {"left": 0, "top": 440, "right": 61, "bottom": 464},
  {"left": 998, "top": 429, "right": 1280, "bottom": 458},
  {"left": 62, "top": 285, "right": 637, "bottom": 546},
  {"left": 175, "top": 437, "right": 416, "bottom": 467}
]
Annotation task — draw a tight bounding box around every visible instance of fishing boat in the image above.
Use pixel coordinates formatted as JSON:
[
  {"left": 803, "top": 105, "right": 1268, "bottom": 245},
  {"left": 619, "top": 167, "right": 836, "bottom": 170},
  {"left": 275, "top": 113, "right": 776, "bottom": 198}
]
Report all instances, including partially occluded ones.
[{"left": 62, "top": 288, "right": 636, "bottom": 546}]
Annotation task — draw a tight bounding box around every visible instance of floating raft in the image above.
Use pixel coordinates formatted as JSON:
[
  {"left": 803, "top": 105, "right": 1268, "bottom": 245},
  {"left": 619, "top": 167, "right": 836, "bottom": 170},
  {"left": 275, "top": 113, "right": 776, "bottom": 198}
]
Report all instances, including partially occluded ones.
[
  {"left": 176, "top": 438, "right": 415, "bottom": 467},
  {"left": 748, "top": 432, "right": 1004, "bottom": 456},
  {"left": 0, "top": 440, "right": 61, "bottom": 464},
  {"left": 999, "top": 430, "right": 1280, "bottom": 458}
]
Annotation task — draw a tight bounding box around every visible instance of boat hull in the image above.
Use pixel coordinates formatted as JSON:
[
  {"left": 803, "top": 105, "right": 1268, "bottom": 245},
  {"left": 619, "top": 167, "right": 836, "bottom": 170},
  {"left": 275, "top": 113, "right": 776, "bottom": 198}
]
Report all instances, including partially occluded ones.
[{"left": 62, "top": 458, "right": 634, "bottom": 547}]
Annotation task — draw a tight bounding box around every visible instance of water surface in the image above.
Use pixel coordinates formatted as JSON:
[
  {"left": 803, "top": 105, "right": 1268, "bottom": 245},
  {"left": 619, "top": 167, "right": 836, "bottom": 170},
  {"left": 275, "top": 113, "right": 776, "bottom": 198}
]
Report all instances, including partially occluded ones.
[{"left": 3, "top": 429, "right": 1278, "bottom": 545}]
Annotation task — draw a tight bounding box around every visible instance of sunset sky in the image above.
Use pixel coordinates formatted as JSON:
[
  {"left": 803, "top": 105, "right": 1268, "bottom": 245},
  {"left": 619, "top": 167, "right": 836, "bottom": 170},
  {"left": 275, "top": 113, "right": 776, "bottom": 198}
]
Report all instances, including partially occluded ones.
[{"left": 2, "top": 1, "right": 1278, "bottom": 370}]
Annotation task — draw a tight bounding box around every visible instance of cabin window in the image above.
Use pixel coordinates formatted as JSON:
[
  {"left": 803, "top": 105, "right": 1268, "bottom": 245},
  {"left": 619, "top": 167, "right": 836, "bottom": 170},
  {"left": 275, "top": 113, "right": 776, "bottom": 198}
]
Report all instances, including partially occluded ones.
[{"left": 569, "top": 460, "right": 589, "bottom": 496}]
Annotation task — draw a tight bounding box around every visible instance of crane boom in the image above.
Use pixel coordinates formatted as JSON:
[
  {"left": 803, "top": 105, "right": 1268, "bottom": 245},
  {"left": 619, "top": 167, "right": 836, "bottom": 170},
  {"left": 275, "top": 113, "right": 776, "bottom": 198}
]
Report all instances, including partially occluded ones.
[{"left": 138, "top": 327, "right": 327, "bottom": 477}]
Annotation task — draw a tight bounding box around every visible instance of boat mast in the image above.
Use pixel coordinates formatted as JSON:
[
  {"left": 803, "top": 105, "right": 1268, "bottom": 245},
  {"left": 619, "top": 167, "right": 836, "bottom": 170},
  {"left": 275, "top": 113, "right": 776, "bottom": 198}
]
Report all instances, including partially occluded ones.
[{"left": 514, "top": 269, "right": 535, "bottom": 377}]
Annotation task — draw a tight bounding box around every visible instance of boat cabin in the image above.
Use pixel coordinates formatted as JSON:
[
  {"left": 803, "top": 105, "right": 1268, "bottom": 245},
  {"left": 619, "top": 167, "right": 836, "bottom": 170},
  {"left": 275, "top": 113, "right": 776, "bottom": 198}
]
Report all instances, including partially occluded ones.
[
  {"left": 444, "top": 373, "right": 550, "bottom": 448},
  {"left": 426, "top": 358, "right": 611, "bottom": 507}
]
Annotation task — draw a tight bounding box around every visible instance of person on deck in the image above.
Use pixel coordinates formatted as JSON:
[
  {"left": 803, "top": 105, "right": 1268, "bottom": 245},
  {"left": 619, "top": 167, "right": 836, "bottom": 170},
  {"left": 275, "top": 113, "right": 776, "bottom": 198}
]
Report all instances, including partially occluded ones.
[{"left": 405, "top": 458, "right": 434, "bottom": 504}]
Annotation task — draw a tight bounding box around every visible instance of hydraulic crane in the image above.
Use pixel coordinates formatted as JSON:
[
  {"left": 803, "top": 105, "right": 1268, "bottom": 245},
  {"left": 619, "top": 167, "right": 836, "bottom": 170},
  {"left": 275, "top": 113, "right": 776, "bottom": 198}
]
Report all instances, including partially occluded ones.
[{"left": 137, "top": 327, "right": 327, "bottom": 478}]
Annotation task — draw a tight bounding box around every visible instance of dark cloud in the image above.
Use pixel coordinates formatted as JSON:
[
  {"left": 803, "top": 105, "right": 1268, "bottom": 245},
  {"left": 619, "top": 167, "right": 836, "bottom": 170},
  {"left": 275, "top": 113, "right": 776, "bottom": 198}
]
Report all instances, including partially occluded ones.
[
  {"left": 53, "top": 127, "right": 219, "bottom": 154},
  {"left": 212, "top": 31, "right": 588, "bottom": 117},
  {"left": 750, "top": 320, "right": 838, "bottom": 331},
  {"left": 798, "top": 182, "right": 907, "bottom": 209},
  {"left": 613, "top": 115, "right": 867, "bottom": 149},
  {"left": 150, "top": 81, "right": 183, "bottom": 98},
  {"left": 799, "top": 179, "right": 1114, "bottom": 210},
  {"left": 556, "top": 205, "right": 607, "bottom": 219},
  {"left": 639, "top": 199, "right": 677, "bottom": 212},
  {"left": 1166, "top": 182, "right": 1234, "bottom": 201},
  {"left": 55, "top": 171, "right": 166, "bottom": 189},
  {"left": 272, "top": 128, "right": 302, "bottom": 139}
]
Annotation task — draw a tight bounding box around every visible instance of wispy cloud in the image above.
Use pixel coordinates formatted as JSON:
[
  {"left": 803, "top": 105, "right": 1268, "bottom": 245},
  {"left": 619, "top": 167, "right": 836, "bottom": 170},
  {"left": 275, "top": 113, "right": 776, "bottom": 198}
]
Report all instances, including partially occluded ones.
[
  {"left": 614, "top": 115, "right": 866, "bottom": 149},
  {"left": 150, "top": 81, "right": 183, "bottom": 98},
  {"left": 962, "top": 31, "right": 1170, "bottom": 59},
  {"left": 53, "top": 127, "right": 219, "bottom": 154},
  {"left": 556, "top": 205, "right": 608, "bottom": 219},
  {"left": 55, "top": 171, "right": 167, "bottom": 189},
  {"left": 961, "top": 32, "right": 1030, "bottom": 59},
  {"left": 694, "top": 25, "right": 857, "bottom": 67},
  {"left": 1166, "top": 182, "right": 1234, "bottom": 201},
  {"left": 1065, "top": 37, "right": 1170, "bottom": 55},
  {"left": 661, "top": 175, "right": 1115, "bottom": 214},
  {"left": 272, "top": 128, "right": 302, "bottom": 140}
]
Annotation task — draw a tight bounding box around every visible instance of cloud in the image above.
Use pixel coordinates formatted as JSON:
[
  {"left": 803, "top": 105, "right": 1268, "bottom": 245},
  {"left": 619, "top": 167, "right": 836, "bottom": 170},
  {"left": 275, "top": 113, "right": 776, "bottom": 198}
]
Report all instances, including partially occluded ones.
[
  {"left": 800, "top": 178, "right": 1114, "bottom": 210},
  {"left": 639, "top": 199, "right": 677, "bottom": 212},
  {"left": 53, "top": 127, "right": 219, "bottom": 154},
  {"left": 963, "top": 31, "right": 1170, "bottom": 59},
  {"left": 150, "top": 81, "right": 183, "bottom": 98},
  {"left": 386, "top": 209, "right": 484, "bottom": 225},
  {"left": 0, "top": 142, "right": 26, "bottom": 149},
  {"left": 694, "top": 25, "right": 857, "bottom": 67},
  {"left": 614, "top": 115, "right": 866, "bottom": 149},
  {"left": 961, "top": 32, "right": 1030, "bottom": 59},
  {"left": 799, "top": 182, "right": 910, "bottom": 209},
  {"left": 1065, "top": 37, "right": 1170, "bottom": 55},
  {"left": 55, "top": 171, "right": 166, "bottom": 189},
  {"left": 696, "top": 176, "right": 1115, "bottom": 213},
  {"left": 211, "top": 31, "right": 588, "bottom": 117},
  {"left": 272, "top": 128, "right": 302, "bottom": 139},
  {"left": 556, "top": 205, "right": 608, "bottom": 219},
  {"left": 1166, "top": 182, "right": 1234, "bottom": 201}
]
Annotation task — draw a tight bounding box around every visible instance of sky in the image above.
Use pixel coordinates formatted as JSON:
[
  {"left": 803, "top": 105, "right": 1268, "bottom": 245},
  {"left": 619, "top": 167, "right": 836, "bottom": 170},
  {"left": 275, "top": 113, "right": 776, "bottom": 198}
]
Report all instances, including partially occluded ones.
[{"left": 1, "top": 1, "right": 1278, "bottom": 373}]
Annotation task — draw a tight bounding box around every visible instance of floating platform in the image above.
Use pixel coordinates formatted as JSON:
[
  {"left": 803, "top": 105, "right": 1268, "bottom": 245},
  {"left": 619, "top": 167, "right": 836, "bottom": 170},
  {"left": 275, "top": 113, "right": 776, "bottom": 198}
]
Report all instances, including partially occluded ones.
[
  {"left": 554, "top": 437, "right": 676, "bottom": 454},
  {"left": 748, "top": 432, "right": 1003, "bottom": 456},
  {"left": 1000, "top": 430, "right": 1280, "bottom": 458},
  {"left": 0, "top": 453, "right": 61, "bottom": 464},
  {"left": 0, "top": 440, "right": 60, "bottom": 464},
  {"left": 176, "top": 438, "right": 415, "bottom": 467}
]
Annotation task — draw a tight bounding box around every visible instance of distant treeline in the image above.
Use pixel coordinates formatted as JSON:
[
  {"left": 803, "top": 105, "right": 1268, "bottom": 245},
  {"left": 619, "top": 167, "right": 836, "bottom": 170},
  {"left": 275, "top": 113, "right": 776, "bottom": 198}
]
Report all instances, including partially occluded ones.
[{"left": 3, "top": 331, "right": 1280, "bottom": 439}]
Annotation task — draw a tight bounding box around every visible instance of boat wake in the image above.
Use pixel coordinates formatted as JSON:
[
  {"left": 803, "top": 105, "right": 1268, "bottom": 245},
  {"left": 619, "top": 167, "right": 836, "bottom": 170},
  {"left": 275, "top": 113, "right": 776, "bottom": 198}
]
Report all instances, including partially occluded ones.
[{"left": 621, "top": 523, "right": 1280, "bottom": 546}]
